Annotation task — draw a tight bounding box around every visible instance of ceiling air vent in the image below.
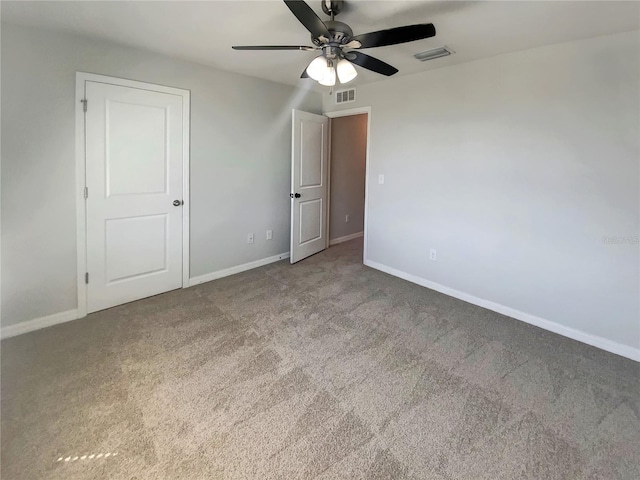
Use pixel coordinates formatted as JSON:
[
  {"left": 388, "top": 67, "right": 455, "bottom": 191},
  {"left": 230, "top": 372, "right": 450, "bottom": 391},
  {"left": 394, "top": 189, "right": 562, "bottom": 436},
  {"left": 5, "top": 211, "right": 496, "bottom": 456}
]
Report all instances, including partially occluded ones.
[
  {"left": 335, "top": 88, "right": 356, "bottom": 105},
  {"left": 414, "top": 46, "right": 454, "bottom": 62}
]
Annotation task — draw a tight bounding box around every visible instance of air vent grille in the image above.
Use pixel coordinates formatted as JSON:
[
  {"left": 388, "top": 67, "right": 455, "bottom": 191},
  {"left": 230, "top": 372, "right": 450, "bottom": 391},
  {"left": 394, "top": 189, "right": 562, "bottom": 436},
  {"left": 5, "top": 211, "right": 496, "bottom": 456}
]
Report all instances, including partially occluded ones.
[
  {"left": 414, "top": 46, "right": 454, "bottom": 62},
  {"left": 336, "top": 88, "right": 356, "bottom": 104}
]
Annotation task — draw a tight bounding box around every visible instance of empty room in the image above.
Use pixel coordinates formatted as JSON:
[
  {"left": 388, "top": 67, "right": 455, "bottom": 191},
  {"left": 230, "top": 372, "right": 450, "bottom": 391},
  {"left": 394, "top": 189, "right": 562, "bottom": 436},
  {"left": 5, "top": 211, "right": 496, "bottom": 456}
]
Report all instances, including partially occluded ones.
[{"left": 1, "top": 1, "right": 639, "bottom": 479}]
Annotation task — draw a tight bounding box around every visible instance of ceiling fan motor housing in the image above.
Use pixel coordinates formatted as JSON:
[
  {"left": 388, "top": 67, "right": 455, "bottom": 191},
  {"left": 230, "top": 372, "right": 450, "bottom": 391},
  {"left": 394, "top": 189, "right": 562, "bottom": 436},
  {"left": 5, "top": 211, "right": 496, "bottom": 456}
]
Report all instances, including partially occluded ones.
[
  {"left": 312, "top": 20, "right": 353, "bottom": 46},
  {"left": 326, "top": 20, "right": 353, "bottom": 43}
]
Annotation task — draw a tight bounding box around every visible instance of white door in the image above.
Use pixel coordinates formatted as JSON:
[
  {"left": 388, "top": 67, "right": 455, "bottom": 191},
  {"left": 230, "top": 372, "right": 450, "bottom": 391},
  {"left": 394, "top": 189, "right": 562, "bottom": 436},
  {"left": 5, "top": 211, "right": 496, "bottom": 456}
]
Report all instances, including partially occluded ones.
[
  {"left": 290, "top": 109, "right": 329, "bottom": 263},
  {"left": 85, "top": 81, "right": 184, "bottom": 313}
]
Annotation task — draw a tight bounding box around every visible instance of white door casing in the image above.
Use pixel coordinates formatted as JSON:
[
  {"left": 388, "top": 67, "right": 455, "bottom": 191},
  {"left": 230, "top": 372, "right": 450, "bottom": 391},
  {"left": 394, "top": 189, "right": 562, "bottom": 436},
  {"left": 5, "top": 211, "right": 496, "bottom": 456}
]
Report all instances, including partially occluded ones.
[
  {"left": 290, "top": 109, "right": 329, "bottom": 264},
  {"left": 83, "top": 79, "right": 187, "bottom": 313}
]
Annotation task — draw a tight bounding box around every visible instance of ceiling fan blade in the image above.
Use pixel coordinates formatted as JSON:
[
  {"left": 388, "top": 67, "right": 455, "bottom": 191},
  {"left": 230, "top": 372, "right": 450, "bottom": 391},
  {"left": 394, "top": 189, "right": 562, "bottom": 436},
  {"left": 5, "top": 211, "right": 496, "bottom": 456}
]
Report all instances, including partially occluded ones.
[
  {"left": 283, "top": 0, "right": 331, "bottom": 41},
  {"left": 347, "top": 51, "right": 398, "bottom": 76},
  {"left": 232, "top": 45, "right": 316, "bottom": 51},
  {"left": 351, "top": 24, "right": 436, "bottom": 49}
]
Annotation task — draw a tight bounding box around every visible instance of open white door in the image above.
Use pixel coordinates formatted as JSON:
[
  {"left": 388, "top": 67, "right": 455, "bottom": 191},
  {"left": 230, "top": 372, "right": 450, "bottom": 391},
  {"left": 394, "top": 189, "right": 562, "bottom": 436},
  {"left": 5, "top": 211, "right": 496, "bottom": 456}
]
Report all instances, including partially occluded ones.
[
  {"left": 290, "top": 109, "right": 329, "bottom": 263},
  {"left": 85, "top": 80, "right": 185, "bottom": 313}
]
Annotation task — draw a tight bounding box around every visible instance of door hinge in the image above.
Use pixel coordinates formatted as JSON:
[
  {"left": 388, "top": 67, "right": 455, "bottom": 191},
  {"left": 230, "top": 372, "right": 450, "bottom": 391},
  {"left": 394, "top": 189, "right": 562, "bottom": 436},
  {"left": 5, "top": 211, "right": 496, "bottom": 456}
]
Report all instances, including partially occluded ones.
[
  {"left": 84, "top": 186, "right": 88, "bottom": 199},
  {"left": 85, "top": 272, "right": 89, "bottom": 284},
  {"left": 81, "top": 98, "right": 88, "bottom": 112}
]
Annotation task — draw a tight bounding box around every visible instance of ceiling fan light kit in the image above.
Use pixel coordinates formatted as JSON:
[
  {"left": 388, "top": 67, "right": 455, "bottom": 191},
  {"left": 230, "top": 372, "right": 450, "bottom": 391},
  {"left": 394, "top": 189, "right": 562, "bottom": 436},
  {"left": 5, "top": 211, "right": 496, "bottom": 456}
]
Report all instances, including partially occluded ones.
[
  {"left": 318, "top": 64, "right": 337, "bottom": 86},
  {"left": 307, "top": 55, "right": 331, "bottom": 81},
  {"left": 336, "top": 58, "right": 357, "bottom": 83},
  {"left": 307, "top": 53, "right": 358, "bottom": 86},
  {"left": 232, "top": 0, "right": 437, "bottom": 87}
]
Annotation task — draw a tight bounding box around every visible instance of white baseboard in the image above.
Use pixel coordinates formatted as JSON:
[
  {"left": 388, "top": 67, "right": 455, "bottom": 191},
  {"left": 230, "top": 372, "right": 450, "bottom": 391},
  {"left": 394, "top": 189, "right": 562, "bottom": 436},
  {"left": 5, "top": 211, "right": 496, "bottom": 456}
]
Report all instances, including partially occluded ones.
[
  {"left": 364, "top": 259, "right": 640, "bottom": 363},
  {"left": 2, "top": 253, "right": 290, "bottom": 339},
  {"left": 188, "top": 252, "right": 290, "bottom": 287},
  {"left": 7, "top": 255, "right": 636, "bottom": 363},
  {"left": 1, "top": 309, "right": 80, "bottom": 340},
  {"left": 329, "top": 231, "right": 364, "bottom": 246}
]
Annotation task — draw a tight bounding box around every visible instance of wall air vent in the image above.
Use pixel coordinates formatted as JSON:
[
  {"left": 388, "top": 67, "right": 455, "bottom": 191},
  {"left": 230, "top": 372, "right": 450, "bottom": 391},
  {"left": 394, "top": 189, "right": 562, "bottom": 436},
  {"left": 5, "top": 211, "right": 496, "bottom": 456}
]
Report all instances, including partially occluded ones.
[
  {"left": 335, "top": 88, "right": 356, "bottom": 104},
  {"left": 414, "top": 46, "right": 454, "bottom": 62}
]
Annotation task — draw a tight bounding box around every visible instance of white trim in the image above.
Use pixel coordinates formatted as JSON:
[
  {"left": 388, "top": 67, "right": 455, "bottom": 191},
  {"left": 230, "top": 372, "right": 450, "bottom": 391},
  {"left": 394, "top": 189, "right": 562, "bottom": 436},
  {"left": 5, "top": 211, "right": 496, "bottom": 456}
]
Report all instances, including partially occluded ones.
[
  {"left": 326, "top": 117, "right": 332, "bottom": 248},
  {"left": 329, "top": 231, "right": 364, "bottom": 246},
  {"left": 187, "top": 252, "right": 290, "bottom": 287},
  {"left": 323, "top": 107, "right": 371, "bottom": 265},
  {"left": 181, "top": 89, "right": 191, "bottom": 288},
  {"left": 75, "top": 74, "right": 88, "bottom": 318},
  {"left": 75, "top": 72, "right": 191, "bottom": 317},
  {"left": 1, "top": 310, "right": 80, "bottom": 340},
  {"left": 365, "top": 259, "right": 640, "bottom": 362},
  {"left": 76, "top": 72, "right": 192, "bottom": 96},
  {"left": 2, "top": 251, "right": 289, "bottom": 339}
]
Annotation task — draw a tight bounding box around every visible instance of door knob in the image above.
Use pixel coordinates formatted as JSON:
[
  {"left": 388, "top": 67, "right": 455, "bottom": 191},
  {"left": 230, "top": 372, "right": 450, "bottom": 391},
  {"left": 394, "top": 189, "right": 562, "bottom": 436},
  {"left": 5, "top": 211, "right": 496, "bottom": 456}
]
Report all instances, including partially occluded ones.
[
  {"left": 173, "top": 200, "right": 183, "bottom": 206},
  {"left": 290, "top": 193, "right": 301, "bottom": 198}
]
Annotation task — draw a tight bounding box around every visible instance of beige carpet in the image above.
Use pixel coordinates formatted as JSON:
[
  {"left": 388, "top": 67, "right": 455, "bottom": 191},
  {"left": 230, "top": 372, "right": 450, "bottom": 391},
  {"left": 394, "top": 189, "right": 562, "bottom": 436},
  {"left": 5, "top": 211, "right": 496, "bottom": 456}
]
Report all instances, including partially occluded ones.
[{"left": 2, "top": 239, "right": 639, "bottom": 479}]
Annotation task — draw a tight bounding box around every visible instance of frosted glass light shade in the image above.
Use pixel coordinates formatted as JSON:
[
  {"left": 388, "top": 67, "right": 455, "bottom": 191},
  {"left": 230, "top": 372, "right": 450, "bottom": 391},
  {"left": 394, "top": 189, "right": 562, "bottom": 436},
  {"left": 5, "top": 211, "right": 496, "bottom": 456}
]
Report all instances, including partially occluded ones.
[
  {"left": 336, "top": 59, "right": 357, "bottom": 83},
  {"left": 318, "top": 67, "right": 336, "bottom": 86},
  {"left": 306, "top": 56, "right": 329, "bottom": 81}
]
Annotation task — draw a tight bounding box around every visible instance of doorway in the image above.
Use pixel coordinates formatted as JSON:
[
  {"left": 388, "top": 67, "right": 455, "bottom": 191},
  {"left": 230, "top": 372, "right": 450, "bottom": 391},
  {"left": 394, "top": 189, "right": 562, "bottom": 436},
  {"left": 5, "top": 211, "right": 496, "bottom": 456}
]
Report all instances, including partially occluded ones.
[
  {"left": 290, "top": 107, "right": 370, "bottom": 264},
  {"left": 326, "top": 107, "right": 371, "bottom": 263},
  {"left": 328, "top": 113, "right": 368, "bottom": 248},
  {"left": 75, "top": 73, "right": 190, "bottom": 316}
]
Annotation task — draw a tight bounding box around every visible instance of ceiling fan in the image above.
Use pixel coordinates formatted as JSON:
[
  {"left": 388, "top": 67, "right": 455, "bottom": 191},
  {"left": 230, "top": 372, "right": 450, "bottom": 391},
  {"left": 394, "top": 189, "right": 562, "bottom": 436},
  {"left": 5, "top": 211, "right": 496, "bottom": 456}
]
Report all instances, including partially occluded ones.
[{"left": 232, "top": 0, "right": 436, "bottom": 87}]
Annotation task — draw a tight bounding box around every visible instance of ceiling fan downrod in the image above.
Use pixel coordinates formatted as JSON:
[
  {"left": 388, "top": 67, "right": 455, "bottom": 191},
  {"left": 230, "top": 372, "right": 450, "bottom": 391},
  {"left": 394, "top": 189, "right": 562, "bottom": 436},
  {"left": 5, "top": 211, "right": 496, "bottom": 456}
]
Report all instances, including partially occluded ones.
[{"left": 321, "top": 0, "right": 344, "bottom": 21}]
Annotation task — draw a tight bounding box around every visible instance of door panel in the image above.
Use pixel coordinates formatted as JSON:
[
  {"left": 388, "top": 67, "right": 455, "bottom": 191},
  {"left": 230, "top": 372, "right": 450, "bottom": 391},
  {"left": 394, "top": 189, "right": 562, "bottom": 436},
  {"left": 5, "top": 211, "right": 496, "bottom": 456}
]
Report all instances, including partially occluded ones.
[
  {"left": 290, "top": 110, "right": 329, "bottom": 263},
  {"left": 299, "top": 199, "right": 322, "bottom": 244},
  {"left": 105, "top": 214, "right": 168, "bottom": 283},
  {"left": 85, "top": 81, "right": 184, "bottom": 313},
  {"left": 300, "top": 122, "right": 323, "bottom": 187},
  {"left": 106, "top": 101, "right": 168, "bottom": 196}
]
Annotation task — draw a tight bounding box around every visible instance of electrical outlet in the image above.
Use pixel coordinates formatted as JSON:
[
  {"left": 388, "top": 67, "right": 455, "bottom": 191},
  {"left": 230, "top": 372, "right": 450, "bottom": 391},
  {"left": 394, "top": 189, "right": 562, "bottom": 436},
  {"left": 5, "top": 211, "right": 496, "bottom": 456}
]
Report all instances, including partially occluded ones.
[
  {"left": 266, "top": 229, "right": 273, "bottom": 240},
  {"left": 247, "top": 233, "right": 254, "bottom": 244},
  {"left": 430, "top": 248, "right": 437, "bottom": 261},
  {"left": 345, "top": 214, "right": 350, "bottom": 223},
  {"left": 378, "top": 174, "right": 385, "bottom": 185}
]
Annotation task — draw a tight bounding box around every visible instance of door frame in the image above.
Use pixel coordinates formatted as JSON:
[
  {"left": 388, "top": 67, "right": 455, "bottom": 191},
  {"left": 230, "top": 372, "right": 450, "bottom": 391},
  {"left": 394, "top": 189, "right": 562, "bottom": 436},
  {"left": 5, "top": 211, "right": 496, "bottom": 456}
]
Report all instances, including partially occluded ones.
[
  {"left": 75, "top": 72, "right": 191, "bottom": 318},
  {"left": 323, "top": 106, "right": 371, "bottom": 263}
]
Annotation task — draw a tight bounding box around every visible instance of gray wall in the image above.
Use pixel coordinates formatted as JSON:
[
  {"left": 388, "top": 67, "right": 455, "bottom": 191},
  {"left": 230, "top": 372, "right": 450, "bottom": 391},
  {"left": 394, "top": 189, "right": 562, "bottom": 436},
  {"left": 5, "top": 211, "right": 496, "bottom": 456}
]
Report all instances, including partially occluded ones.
[
  {"left": 1, "top": 23, "right": 322, "bottom": 327},
  {"left": 329, "top": 114, "right": 367, "bottom": 241},
  {"left": 323, "top": 30, "right": 640, "bottom": 351}
]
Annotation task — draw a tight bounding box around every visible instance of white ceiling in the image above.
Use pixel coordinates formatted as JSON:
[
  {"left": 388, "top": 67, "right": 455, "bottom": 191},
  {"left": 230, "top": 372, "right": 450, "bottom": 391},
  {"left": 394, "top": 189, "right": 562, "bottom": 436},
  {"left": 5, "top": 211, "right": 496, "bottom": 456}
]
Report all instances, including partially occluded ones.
[{"left": 2, "top": 1, "right": 639, "bottom": 88}]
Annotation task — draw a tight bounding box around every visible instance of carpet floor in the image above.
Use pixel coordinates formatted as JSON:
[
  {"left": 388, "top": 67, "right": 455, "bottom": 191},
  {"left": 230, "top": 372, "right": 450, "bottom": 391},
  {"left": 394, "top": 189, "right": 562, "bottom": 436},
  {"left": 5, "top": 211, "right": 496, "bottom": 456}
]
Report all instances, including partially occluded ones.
[{"left": 2, "top": 239, "right": 639, "bottom": 479}]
